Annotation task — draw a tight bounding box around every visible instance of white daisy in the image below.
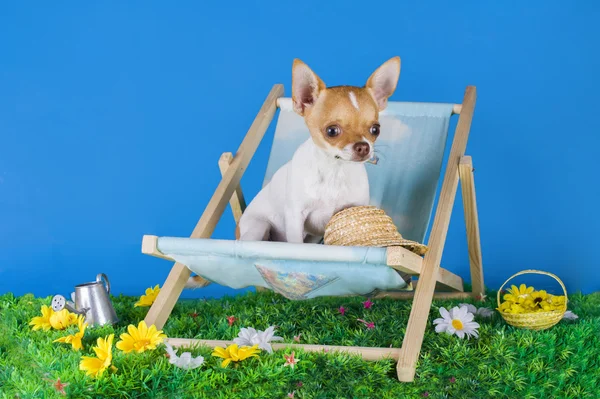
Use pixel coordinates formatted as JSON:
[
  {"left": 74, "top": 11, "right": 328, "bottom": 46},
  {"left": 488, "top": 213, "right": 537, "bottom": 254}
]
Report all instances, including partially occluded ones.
[
  {"left": 476, "top": 307, "right": 494, "bottom": 318},
  {"left": 433, "top": 305, "right": 480, "bottom": 339},
  {"left": 459, "top": 303, "right": 477, "bottom": 315},
  {"left": 233, "top": 326, "right": 283, "bottom": 354},
  {"left": 459, "top": 303, "right": 494, "bottom": 318},
  {"left": 164, "top": 342, "right": 205, "bottom": 370},
  {"left": 562, "top": 310, "right": 579, "bottom": 320}
]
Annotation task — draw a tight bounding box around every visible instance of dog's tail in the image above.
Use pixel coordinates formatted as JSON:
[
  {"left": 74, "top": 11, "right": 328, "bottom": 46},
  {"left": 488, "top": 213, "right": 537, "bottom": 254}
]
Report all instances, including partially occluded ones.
[{"left": 185, "top": 275, "right": 210, "bottom": 289}]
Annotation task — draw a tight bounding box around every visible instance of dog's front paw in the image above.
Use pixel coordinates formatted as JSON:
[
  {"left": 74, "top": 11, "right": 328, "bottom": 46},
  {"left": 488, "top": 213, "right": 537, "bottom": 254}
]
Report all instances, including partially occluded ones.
[
  {"left": 284, "top": 212, "right": 306, "bottom": 244},
  {"left": 285, "top": 233, "right": 305, "bottom": 244}
]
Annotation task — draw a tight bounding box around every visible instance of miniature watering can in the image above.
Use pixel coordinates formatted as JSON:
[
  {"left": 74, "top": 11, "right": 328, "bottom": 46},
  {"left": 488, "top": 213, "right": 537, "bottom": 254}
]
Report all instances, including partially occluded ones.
[{"left": 51, "top": 273, "right": 119, "bottom": 327}]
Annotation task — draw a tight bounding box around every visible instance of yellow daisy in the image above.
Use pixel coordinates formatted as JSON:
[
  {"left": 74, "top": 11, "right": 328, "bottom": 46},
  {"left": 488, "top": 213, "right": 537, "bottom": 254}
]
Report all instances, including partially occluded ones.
[
  {"left": 537, "top": 300, "right": 554, "bottom": 311},
  {"left": 49, "top": 309, "right": 78, "bottom": 330},
  {"left": 54, "top": 315, "right": 87, "bottom": 351},
  {"left": 520, "top": 296, "right": 539, "bottom": 312},
  {"left": 80, "top": 334, "right": 115, "bottom": 378},
  {"left": 530, "top": 290, "right": 549, "bottom": 306},
  {"left": 212, "top": 344, "right": 260, "bottom": 368},
  {"left": 116, "top": 321, "right": 167, "bottom": 353},
  {"left": 547, "top": 294, "right": 567, "bottom": 310},
  {"left": 134, "top": 285, "right": 160, "bottom": 307},
  {"left": 503, "top": 284, "right": 534, "bottom": 304},
  {"left": 549, "top": 294, "right": 566, "bottom": 305},
  {"left": 29, "top": 305, "right": 54, "bottom": 331},
  {"left": 496, "top": 301, "right": 513, "bottom": 312},
  {"left": 504, "top": 303, "right": 527, "bottom": 314}
]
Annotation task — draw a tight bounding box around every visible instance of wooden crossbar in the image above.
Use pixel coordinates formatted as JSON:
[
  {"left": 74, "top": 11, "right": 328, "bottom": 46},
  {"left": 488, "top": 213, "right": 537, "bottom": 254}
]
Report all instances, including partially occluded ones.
[{"left": 167, "top": 338, "right": 401, "bottom": 362}]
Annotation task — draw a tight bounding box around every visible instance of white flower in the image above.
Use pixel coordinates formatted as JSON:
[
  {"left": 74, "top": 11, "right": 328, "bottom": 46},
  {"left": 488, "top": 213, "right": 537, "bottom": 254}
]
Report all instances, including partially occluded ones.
[
  {"left": 459, "top": 303, "right": 494, "bottom": 318},
  {"left": 164, "top": 342, "right": 205, "bottom": 370},
  {"left": 433, "top": 306, "right": 480, "bottom": 339},
  {"left": 233, "top": 326, "right": 283, "bottom": 354},
  {"left": 476, "top": 307, "right": 494, "bottom": 318},
  {"left": 459, "top": 303, "right": 477, "bottom": 315},
  {"left": 562, "top": 310, "right": 579, "bottom": 320}
]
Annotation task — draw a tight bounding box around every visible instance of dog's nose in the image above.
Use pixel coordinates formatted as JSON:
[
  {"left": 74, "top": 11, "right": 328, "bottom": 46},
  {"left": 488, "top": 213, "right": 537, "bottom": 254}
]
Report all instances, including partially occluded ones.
[{"left": 353, "top": 142, "right": 370, "bottom": 157}]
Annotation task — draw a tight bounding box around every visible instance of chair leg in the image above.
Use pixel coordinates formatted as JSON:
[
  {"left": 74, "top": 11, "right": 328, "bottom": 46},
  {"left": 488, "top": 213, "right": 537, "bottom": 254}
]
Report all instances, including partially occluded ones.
[
  {"left": 396, "top": 86, "right": 477, "bottom": 382},
  {"left": 395, "top": 256, "right": 438, "bottom": 382},
  {"left": 144, "top": 262, "right": 194, "bottom": 329},
  {"left": 459, "top": 156, "right": 485, "bottom": 297}
]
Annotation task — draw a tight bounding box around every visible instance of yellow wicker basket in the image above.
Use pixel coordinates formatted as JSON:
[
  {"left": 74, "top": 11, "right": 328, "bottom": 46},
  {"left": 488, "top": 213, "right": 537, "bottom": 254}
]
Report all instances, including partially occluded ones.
[{"left": 497, "top": 269, "right": 567, "bottom": 330}]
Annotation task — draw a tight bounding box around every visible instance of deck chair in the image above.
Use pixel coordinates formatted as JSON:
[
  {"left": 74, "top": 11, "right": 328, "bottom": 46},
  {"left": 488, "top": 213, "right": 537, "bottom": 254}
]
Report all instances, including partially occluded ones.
[{"left": 140, "top": 84, "right": 484, "bottom": 382}]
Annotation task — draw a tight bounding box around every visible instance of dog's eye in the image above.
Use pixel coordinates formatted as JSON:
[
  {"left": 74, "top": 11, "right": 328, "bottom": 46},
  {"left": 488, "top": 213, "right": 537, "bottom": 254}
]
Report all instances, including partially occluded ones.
[
  {"left": 370, "top": 124, "right": 380, "bottom": 136},
  {"left": 326, "top": 125, "right": 341, "bottom": 138}
]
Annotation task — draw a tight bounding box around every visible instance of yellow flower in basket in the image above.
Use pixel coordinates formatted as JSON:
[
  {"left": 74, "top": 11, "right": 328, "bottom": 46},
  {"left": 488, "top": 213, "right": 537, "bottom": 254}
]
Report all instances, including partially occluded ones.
[
  {"left": 503, "top": 303, "right": 527, "bottom": 314},
  {"left": 530, "top": 290, "right": 549, "bottom": 304},
  {"left": 496, "top": 270, "right": 568, "bottom": 330},
  {"left": 548, "top": 294, "right": 566, "bottom": 309},
  {"left": 503, "top": 284, "right": 534, "bottom": 304}
]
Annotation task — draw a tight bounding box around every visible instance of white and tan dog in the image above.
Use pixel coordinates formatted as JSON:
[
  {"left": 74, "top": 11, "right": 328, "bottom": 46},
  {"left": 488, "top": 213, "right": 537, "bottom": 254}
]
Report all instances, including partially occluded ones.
[
  {"left": 238, "top": 56, "right": 400, "bottom": 243},
  {"left": 187, "top": 57, "right": 401, "bottom": 288}
]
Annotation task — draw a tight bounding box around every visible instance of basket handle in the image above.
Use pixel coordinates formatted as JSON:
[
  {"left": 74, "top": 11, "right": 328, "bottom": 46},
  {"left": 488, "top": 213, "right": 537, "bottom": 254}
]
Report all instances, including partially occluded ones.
[{"left": 497, "top": 269, "right": 568, "bottom": 307}]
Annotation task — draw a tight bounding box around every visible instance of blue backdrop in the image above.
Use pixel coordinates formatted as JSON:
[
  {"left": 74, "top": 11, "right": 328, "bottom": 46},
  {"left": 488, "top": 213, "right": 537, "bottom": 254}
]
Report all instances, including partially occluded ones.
[{"left": 1, "top": 1, "right": 599, "bottom": 300}]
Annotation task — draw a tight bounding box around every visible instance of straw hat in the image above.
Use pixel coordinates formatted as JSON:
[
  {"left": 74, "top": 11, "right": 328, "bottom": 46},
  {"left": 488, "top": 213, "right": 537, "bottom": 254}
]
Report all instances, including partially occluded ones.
[{"left": 323, "top": 206, "right": 429, "bottom": 256}]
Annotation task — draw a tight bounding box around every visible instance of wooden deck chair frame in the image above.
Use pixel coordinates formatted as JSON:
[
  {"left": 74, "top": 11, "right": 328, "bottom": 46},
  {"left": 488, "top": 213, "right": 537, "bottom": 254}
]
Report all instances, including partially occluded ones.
[{"left": 141, "top": 84, "right": 483, "bottom": 382}]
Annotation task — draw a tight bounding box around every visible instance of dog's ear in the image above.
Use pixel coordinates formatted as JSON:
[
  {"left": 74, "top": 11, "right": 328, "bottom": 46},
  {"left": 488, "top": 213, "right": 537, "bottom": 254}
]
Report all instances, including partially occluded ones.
[
  {"left": 365, "top": 56, "right": 401, "bottom": 111},
  {"left": 292, "top": 59, "right": 326, "bottom": 116}
]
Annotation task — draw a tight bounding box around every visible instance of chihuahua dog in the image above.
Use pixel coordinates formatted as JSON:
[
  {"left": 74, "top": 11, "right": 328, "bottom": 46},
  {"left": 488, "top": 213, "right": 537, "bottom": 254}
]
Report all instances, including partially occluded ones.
[
  {"left": 237, "top": 56, "right": 401, "bottom": 244},
  {"left": 187, "top": 57, "right": 400, "bottom": 288}
]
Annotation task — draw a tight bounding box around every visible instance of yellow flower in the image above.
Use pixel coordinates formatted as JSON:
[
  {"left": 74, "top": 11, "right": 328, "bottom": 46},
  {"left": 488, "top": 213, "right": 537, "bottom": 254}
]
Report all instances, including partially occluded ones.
[
  {"left": 546, "top": 294, "right": 566, "bottom": 311},
  {"left": 134, "top": 285, "right": 160, "bottom": 307},
  {"left": 549, "top": 294, "right": 566, "bottom": 305},
  {"left": 496, "top": 301, "right": 513, "bottom": 312},
  {"left": 116, "top": 321, "right": 167, "bottom": 353},
  {"left": 212, "top": 344, "right": 260, "bottom": 368},
  {"left": 49, "top": 309, "right": 78, "bottom": 330},
  {"left": 54, "top": 315, "right": 87, "bottom": 351},
  {"left": 29, "top": 305, "right": 54, "bottom": 331},
  {"left": 553, "top": 294, "right": 566, "bottom": 303},
  {"left": 529, "top": 290, "right": 549, "bottom": 307},
  {"left": 503, "top": 284, "right": 534, "bottom": 304},
  {"left": 80, "top": 334, "right": 115, "bottom": 378},
  {"left": 537, "top": 300, "right": 554, "bottom": 311},
  {"left": 504, "top": 303, "right": 527, "bottom": 314}
]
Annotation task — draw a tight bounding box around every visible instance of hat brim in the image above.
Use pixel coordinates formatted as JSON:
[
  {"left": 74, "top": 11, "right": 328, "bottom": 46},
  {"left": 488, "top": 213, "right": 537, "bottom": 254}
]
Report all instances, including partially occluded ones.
[
  {"left": 392, "top": 240, "right": 429, "bottom": 256},
  {"left": 325, "top": 236, "right": 429, "bottom": 256}
]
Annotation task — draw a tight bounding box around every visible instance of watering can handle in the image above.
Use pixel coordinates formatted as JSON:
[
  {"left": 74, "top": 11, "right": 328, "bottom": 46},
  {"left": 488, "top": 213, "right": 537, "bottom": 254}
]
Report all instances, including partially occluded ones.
[{"left": 96, "top": 273, "right": 110, "bottom": 294}]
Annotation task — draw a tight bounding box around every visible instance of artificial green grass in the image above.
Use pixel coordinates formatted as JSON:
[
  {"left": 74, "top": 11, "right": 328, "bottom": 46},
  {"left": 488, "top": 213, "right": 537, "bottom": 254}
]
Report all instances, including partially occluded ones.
[{"left": 1, "top": 289, "right": 599, "bottom": 399}]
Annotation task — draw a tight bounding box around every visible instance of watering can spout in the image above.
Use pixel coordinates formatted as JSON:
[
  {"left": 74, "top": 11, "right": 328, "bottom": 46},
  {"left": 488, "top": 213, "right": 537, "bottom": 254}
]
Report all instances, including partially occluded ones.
[{"left": 51, "top": 294, "right": 88, "bottom": 315}]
